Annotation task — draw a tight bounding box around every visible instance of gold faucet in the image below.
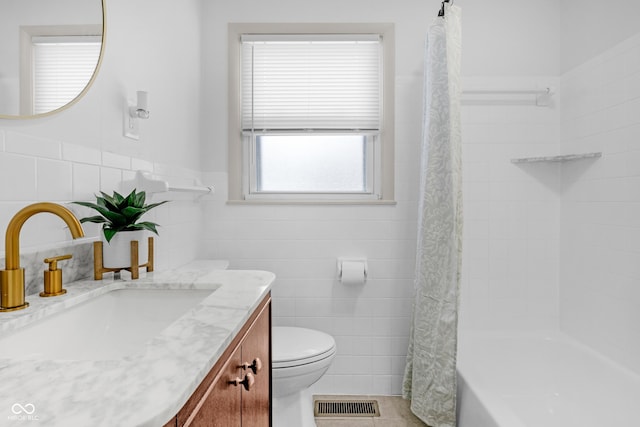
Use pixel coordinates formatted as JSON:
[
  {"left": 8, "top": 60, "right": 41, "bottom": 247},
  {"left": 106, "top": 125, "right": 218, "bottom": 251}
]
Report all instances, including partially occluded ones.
[{"left": 0, "top": 203, "right": 85, "bottom": 312}]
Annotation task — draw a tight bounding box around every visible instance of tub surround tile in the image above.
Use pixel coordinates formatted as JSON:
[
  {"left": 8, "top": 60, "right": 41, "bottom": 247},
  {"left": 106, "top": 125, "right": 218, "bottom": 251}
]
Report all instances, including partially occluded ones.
[{"left": 0, "top": 261, "right": 274, "bottom": 427}]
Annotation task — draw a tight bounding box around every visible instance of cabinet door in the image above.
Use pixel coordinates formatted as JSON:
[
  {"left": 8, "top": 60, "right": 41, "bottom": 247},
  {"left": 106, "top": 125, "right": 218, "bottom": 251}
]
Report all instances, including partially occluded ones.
[
  {"left": 185, "top": 345, "right": 243, "bottom": 427},
  {"left": 240, "top": 301, "right": 271, "bottom": 427}
]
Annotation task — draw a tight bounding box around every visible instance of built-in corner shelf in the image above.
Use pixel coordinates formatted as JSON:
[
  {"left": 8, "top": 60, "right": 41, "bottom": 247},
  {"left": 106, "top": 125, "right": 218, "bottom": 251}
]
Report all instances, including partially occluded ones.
[{"left": 511, "top": 152, "right": 602, "bottom": 164}]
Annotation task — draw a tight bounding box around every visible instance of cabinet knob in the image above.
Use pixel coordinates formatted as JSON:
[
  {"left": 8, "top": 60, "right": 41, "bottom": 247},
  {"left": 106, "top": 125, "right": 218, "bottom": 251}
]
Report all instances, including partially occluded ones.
[
  {"left": 242, "top": 358, "right": 262, "bottom": 375},
  {"left": 230, "top": 372, "right": 255, "bottom": 391}
]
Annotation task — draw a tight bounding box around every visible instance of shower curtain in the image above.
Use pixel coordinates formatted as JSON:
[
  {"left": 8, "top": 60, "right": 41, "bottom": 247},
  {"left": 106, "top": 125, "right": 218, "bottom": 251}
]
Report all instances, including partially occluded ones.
[{"left": 402, "top": 3, "right": 462, "bottom": 427}]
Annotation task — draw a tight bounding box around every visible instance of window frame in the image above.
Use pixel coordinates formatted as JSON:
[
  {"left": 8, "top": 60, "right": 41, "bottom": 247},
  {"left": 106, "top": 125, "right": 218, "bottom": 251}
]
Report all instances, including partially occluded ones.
[{"left": 228, "top": 23, "right": 395, "bottom": 204}]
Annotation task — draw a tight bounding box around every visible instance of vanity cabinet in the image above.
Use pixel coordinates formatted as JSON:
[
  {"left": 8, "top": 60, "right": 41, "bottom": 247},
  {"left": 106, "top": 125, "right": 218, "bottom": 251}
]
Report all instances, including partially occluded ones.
[{"left": 164, "top": 293, "right": 271, "bottom": 427}]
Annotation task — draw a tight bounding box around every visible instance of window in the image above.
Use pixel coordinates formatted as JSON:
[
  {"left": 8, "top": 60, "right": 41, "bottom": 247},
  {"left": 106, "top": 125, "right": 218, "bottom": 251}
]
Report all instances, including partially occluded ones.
[
  {"left": 228, "top": 24, "right": 395, "bottom": 203},
  {"left": 19, "top": 26, "right": 102, "bottom": 115},
  {"left": 31, "top": 36, "right": 101, "bottom": 114}
]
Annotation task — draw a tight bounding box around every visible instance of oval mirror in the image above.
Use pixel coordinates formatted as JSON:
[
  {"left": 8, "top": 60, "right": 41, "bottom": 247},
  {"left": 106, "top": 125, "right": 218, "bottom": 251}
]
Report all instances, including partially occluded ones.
[{"left": 0, "top": 0, "right": 105, "bottom": 119}]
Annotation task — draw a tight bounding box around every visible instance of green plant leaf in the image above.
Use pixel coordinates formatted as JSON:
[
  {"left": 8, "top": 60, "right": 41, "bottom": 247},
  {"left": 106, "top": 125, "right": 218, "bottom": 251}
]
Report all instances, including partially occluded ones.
[
  {"left": 74, "top": 188, "right": 169, "bottom": 240},
  {"left": 73, "top": 201, "right": 104, "bottom": 211},
  {"left": 98, "top": 192, "right": 119, "bottom": 210},
  {"left": 133, "top": 191, "right": 146, "bottom": 207},
  {"left": 134, "top": 221, "right": 160, "bottom": 235},
  {"left": 78, "top": 215, "right": 108, "bottom": 224},
  {"left": 103, "top": 227, "right": 118, "bottom": 243},
  {"left": 112, "top": 191, "right": 125, "bottom": 206},
  {"left": 93, "top": 206, "right": 127, "bottom": 226},
  {"left": 144, "top": 200, "right": 169, "bottom": 211}
]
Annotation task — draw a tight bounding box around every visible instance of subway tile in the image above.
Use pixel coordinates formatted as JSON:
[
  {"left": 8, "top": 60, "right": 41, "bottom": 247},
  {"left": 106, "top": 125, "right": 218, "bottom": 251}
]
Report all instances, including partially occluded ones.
[
  {"left": 99, "top": 167, "right": 122, "bottom": 193},
  {"left": 72, "top": 163, "right": 101, "bottom": 200},
  {"left": 36, "top": 159, "right": 73, "bottom": 201},
  {"left": 5, "top": 131, "right": 61, "bottom": 160},
  {"left": 131, "top": 157, "right": 154, "bottom": 173},
  {"left": 0, "top": 153, "right": 36, "bottom": 201},
  {"left": 62, "top": 143, "right": 101, "bottom": 165},
  {"left": 102, "top": 151, "right": 131, "bottom": 169}
]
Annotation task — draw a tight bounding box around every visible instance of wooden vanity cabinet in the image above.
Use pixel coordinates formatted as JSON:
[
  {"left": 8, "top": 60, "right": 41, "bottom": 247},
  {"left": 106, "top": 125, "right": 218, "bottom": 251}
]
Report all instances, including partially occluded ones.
[{"left": 164, "top": 293, "right": 271, "bottom": 427}]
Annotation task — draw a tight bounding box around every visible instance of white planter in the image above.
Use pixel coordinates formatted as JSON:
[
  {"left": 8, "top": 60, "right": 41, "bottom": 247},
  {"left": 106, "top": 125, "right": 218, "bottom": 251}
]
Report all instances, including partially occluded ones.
[{"left": 101, "top": 230, "right": 150, "bottom": 269}]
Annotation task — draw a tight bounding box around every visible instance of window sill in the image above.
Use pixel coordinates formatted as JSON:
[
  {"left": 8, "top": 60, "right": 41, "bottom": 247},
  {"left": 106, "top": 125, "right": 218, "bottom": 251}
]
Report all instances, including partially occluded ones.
[{"left": 226, "top": 199, "right": 397, "bottom": 206}]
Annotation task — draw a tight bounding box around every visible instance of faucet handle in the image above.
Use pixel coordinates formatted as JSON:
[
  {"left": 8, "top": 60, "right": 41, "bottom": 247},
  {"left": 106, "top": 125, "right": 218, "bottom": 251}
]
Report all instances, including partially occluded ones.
[
  {"left": 44, "top": 254, "right": 72, "bottom": 271},
  {"left": 40, "top": 254, "right": 72, "bottom": 297}
]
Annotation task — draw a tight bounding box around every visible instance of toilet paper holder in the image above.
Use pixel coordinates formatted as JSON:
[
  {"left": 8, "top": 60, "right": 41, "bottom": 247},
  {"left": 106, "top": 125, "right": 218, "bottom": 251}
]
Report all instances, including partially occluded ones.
[{"left": 337, "top": 258, "right": 368, "bottom": 281}]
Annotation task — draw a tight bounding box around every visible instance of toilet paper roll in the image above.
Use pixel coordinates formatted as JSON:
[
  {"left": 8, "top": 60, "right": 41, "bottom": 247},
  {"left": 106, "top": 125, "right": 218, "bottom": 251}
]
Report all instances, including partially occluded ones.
[{"left": 341, "top": 260, "right": 366, "bottom": 285}]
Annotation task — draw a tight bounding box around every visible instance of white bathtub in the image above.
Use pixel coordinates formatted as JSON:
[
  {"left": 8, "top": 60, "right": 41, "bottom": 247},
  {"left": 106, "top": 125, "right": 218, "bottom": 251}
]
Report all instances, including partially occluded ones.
[{"left": 456, "top": 330, "right": 640, "bottom": 427}]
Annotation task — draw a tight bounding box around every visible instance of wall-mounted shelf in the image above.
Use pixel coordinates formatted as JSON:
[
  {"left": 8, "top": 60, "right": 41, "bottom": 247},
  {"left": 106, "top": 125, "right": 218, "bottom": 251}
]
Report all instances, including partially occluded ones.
[
  {"left": 121, "top": 170, "right": 214, "bottom": 196},
  {"left": 511, "top": 152, "right": 602, "bottom": 164}
]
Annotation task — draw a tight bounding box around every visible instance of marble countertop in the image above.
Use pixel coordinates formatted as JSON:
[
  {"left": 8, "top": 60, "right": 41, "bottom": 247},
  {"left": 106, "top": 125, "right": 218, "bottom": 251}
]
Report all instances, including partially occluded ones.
[{"left": 0, "top": 261, "right": 274, "bottom": 427}]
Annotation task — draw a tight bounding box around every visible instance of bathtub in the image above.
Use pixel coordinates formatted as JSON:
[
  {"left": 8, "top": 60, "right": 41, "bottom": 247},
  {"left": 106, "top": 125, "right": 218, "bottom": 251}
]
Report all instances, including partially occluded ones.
[{"left": 456, "top": 330, "right": 640, "bottom": 427}]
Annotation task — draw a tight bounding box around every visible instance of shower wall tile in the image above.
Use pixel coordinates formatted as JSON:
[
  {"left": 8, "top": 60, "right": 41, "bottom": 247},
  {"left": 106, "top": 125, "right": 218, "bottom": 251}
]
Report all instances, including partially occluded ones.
[
  {"left": 559, "top": 30, "right": 640, "bottom": 375},
  {"left": 459, "top": 76, "right": 561, "bottom": 331}
]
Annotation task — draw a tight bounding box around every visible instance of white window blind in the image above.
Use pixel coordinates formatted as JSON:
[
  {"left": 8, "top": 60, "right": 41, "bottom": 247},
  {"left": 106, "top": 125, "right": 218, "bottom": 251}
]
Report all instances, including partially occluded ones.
[
  {"left": 32, "top": 36, "right": 101, "bottom": 114},
  {"left": 241, "top": 34, "right": 382, "bottom": 131}
]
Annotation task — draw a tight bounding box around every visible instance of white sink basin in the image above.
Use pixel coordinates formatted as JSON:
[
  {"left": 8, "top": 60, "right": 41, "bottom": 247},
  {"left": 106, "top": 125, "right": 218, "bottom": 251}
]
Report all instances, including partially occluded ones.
[{"left": 0, "top": 288, "right": 216, "bottom": 361}]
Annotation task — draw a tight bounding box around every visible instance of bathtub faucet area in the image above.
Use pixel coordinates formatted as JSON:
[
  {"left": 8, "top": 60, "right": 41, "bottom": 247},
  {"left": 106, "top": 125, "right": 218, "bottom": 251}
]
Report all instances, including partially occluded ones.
[{"left": 0, "top": 203, "right": 85, "bottom": 312}]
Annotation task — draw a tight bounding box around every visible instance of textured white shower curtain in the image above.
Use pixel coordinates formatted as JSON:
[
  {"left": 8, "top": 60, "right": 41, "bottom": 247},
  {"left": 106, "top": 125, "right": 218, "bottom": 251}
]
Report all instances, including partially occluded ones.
[{"left": 402, "top": 4, "right": 462, "bottom": 427}]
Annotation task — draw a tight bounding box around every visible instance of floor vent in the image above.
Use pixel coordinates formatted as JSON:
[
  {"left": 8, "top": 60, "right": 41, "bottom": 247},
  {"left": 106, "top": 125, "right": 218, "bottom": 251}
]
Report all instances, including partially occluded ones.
[{"left": 314, "top": 399, "right": 380, "bottom": 418}]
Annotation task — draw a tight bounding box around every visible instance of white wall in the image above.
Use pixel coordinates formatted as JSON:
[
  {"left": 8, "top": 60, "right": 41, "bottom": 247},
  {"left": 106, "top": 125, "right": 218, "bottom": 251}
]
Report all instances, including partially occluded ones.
[
  {"left": 559, "top": 30, "right": 640, "bottom": 372},
  {"left": 559, "top": 0, "right": 640, "bottom": 73},
  {"left": 461, "top": 0, "right": 560, "bottom": 76},
  {"left": 0, "top": 0, "right": 205, "bottom": 270},
  {"left": 201, "top": 0, "right": 564, "bottom": 395},
  {"left": 201, "top": 0, "right": 428, "bottom": 395}
]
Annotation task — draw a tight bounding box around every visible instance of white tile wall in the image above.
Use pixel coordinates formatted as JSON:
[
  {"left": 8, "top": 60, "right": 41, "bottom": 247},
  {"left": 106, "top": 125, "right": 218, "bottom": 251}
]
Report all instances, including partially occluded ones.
[
  {"left": 202, "top": 75, "right": 563, "bottom": 394},
  {"left": 559, "top": 31, "right": 640, "bottom": 374},
  {"left": 0, "top": 129, "right": 204, "bottom": 273},
  {"left": 459, "top": 76, "right": 562, "bottom": 331},
  {"left": 203, "top": 101, "right": 420, "bottom": 394}
]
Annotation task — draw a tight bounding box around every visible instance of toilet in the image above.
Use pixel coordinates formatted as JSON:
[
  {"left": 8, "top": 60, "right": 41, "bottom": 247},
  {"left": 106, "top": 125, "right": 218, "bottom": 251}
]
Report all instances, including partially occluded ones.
[{"left": 272, "top": 326, "right": 336, "bottom": 427}]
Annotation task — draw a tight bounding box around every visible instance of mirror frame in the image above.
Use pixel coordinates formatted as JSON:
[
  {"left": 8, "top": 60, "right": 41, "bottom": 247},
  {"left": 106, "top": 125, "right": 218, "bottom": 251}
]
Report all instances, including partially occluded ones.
[{"left": 0, "top": 0, "right": 106, "bottom": 120}]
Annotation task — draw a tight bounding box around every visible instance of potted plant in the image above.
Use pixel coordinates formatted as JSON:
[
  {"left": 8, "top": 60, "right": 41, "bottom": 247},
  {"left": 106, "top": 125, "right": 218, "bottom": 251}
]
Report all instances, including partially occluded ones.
[{"left": 74, "top": 189, "right": 168, "bottom": 268}]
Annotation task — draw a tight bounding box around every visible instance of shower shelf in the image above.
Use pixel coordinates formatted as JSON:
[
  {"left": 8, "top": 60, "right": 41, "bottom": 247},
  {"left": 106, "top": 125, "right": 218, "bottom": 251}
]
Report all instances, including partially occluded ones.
[{"left": 511, "top": 152, "right": 602, "bottom": 164}]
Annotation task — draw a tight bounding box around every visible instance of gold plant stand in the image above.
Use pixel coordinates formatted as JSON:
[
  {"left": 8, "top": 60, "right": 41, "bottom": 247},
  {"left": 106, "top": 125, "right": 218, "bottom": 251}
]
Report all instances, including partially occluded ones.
[{"left": 93, "top": 237, "right": 154, "bottom": 280}]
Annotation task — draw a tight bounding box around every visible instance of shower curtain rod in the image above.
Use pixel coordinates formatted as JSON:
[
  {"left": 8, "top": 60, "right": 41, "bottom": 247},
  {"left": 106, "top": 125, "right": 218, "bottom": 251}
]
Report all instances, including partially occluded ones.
[{"left": 438, "top": 0, "right": 453, "bottom": 17}]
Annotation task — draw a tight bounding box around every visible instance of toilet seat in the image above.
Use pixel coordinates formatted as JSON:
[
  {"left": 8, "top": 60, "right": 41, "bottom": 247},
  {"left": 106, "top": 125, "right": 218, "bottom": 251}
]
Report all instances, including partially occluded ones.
[{"left": 272, "top": 327, "right": 336, "bottom": 369}]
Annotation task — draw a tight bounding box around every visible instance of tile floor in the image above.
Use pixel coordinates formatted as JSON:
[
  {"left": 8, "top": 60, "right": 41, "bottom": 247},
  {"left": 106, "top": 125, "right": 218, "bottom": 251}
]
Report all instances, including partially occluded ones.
[{"left": 313, "top": 395, "right": 427, "bottom": 427}]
